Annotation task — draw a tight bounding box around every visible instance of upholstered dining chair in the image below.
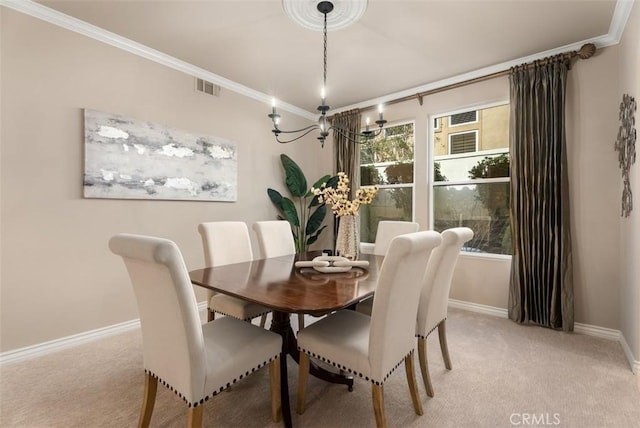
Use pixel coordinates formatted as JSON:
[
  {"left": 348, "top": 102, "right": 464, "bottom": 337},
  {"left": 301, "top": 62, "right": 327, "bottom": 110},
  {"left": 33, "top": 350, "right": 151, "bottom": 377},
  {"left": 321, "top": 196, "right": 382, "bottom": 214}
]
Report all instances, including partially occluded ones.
[
  {"left": 253, "top": 220, "right": 296, "bottom": 258},
  {"left": 198, "top": 222, "right": 270, "bottom": 327},
  {"left": 355, "top": 220, "right": 420, "bottom": 315},
  {"left": 253, "top": 220, "right": 306, "bottom": 330},
  {"left": 109, "top": 233, "right": 282, "bottom": 428},
  {"left": 416, "top": 227, "right": 473, "bottom": 397},
  {"left": 296, "top": 231, "right": 442, "bottom": 428},
  {"left": 373, "top": 220, "right": 420, "bottom": 256}
]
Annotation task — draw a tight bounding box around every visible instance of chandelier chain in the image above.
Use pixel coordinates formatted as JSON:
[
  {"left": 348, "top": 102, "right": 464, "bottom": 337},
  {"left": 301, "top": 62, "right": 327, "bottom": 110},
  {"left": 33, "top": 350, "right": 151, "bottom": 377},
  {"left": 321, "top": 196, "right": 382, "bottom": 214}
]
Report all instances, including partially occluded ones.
[
  {"left": 323, "top": 11, "right": 328, "bottom": 91},
  {"left": 268, "top": 0, "right": 386, "bottom": 146}
]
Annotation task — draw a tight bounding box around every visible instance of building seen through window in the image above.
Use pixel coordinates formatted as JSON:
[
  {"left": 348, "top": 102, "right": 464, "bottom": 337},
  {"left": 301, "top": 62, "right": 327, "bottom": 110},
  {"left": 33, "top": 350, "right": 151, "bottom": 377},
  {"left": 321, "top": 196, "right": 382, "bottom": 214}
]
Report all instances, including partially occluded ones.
[{"left": 432, "top": 104, "right": 511, "bottom": 255}]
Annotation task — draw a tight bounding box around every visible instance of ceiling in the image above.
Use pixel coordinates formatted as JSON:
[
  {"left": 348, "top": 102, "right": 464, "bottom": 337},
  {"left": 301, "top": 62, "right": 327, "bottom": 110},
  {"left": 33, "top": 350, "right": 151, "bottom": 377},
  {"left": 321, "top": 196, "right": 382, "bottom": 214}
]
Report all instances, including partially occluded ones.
[{"left": 32, "top": 0, "right": 624, "bottom": 116}]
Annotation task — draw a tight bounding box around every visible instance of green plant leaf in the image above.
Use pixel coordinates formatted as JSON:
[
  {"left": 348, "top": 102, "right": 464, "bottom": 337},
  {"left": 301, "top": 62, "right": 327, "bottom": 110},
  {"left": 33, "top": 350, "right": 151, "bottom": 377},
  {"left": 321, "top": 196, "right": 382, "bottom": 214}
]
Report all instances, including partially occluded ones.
[
  {"left": 281, "top": 197, "right": 300, "bottom": 227},
  {"left": 267, "top": 154, "right": 333, "bottom": 253},
  {"left": 325, "top": 174, "right": 340, "bottom": 189},
  {"left": 306, "top": 174, "right": 332, "bottom": 198},
  {"left": 309, "top": 174, "right": 337, "bottom": 207},
  {"left": 281, "top": 154, "right": 307, "bottom": 197},
  {"left": 306, "top": 204, "right": 326, "bottom": 236},
  {"left": 267, "top": 188, "right": 284, "bottom": 213},
  {"left": 307, "top": 225, "right": 327, "bottom": 246}
]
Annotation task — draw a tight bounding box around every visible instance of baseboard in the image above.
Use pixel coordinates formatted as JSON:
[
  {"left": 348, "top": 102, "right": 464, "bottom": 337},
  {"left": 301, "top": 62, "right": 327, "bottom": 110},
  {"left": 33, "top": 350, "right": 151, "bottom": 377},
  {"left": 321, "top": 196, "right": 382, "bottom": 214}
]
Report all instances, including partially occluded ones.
[
  {"left": 3, "top": 299, "right": 637, "bottom": 375},
  {"left": 448, "top": 298, "right": 638, "bottom": 373},
  {"left": 573, "top": 322, "right": 622, "bottom": 341},
  {"left": 0, "top": 302, "right": 208, "bottom": 365},
  {"left": 448, "top": 298, "right": 508, "bottom": 318},
  {"left": 0, "top": 318, "right": 141, "bottom": 365},
  {"left": 619, "top": 334, "right": 640, "bottom": 375}
]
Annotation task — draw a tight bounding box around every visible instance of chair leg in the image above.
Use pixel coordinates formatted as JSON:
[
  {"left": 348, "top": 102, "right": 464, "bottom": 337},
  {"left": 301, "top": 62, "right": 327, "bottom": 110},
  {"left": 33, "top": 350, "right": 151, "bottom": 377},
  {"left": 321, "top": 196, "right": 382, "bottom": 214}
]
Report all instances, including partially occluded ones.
[
  {"left": 187, "top": 406, "right": 203, "bottom": 428},
  {"left": 207, "top": 309, "right": 215, "bottom": 322},
  {"left": 404, "top": 351, "right": 423, "bottom": 416},
  {"left": 417, "top": 337, "right": 434, "bottom": 397},
  {"left": 296, "top": 352, "right": 310, "bottom": 415},
  {"left": 269, "top": 357, "right": 282, "bottom": 422},
  {"left": 260, "top": 313, "right": 268, "bottom": 328},
  {"left": 371, "top": 384, "right": 387, "bottom": 428},
  {"left": 438, "top": 320, "right": 452, "bottom": 370},
  {"left": 138, "top": 372, "right": 157, "bottom": 428},
  {"left": 297, "top": 314, "right": 305, "bottom": 331}
]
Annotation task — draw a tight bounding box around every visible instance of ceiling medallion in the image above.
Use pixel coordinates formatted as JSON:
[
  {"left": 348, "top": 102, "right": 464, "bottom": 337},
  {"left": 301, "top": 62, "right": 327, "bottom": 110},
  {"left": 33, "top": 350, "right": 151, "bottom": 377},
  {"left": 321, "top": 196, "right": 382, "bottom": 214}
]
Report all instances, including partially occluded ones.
[{"left": 282, "top": 0, "right": 368, "bottom": 31}]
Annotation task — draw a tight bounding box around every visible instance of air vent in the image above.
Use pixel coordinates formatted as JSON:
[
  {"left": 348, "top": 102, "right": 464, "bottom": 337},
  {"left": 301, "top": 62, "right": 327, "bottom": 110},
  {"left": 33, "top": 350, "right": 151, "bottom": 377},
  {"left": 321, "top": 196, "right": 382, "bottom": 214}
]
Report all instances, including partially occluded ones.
[{"left": 195, "top": 78, "right": 221, "bottom": 97}]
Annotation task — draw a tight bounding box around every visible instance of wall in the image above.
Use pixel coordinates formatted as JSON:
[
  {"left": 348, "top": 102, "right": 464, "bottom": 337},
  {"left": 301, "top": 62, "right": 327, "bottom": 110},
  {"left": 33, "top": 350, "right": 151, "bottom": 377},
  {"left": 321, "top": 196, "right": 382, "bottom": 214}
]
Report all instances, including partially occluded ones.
[
  {"left": 565, "top": 45, "right": 622, "bottom": 330},
  {"left": 618, "top": 1, "right": 640, "bottom": 371},
  {"left": 0, "top": 9, "right": 331, "bottom": 352}
]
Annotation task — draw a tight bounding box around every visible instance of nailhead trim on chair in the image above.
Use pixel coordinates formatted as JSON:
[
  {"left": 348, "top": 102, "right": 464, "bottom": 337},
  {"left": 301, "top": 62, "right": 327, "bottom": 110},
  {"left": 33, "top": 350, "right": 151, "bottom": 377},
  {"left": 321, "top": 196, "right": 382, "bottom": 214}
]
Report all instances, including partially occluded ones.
[
  {"left": 144, "top": 353, "right": 279, "bottom": 408},
  {"left": 297, "top": 347, "right": 413, "bottom": 386},
  {"left": 415, "top": 317, "right": 445, "bottom": 340},
  {"left": 210, "top": 308, "right": 271, "bottom": 322}
]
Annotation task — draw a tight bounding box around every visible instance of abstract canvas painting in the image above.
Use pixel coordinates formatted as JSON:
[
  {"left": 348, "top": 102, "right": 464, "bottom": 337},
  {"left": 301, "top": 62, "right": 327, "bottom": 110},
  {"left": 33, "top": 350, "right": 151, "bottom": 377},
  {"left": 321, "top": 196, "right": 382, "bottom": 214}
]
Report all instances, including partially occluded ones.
[{"left": 83, "top": 109, "right": 237, "bottom": 201}]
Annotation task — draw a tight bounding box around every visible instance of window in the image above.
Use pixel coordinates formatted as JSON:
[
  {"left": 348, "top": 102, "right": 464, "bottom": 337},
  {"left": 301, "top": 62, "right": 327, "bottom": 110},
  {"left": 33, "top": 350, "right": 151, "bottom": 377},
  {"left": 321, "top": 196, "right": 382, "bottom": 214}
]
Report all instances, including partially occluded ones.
[
  {"left": 449, "top": 131, "right": 477, "bottom": 154},
  {"left": 449, "top": 110, "right": 477, "bottom": 126},
  {"left": 431, "top": 104, "right": 511, "bottom": 255},
  {"left": 360, "top": 121, "right": 414, "bottom": 243}
]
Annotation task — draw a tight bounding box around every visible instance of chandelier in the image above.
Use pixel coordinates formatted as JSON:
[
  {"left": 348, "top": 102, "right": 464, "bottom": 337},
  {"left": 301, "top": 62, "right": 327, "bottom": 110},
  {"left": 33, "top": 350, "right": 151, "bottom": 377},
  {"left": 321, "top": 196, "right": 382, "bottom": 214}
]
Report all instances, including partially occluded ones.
[{"left": 268, "top": 0, "right": 386, "bottom": 147}]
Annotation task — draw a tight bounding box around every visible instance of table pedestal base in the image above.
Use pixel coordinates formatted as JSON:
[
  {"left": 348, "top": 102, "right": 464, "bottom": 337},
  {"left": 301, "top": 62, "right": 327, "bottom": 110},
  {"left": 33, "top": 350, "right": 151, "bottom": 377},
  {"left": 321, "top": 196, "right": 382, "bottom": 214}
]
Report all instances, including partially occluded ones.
[{"left": 270, "top": 311, "right": 354, "bottom": 427}]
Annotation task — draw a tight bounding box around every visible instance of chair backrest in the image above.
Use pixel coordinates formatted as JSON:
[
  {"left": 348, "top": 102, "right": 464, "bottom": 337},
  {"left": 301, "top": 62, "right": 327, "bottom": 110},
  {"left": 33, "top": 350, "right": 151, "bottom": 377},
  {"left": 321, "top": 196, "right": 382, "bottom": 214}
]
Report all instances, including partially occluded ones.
[
  {"left": 373, "top": 221, "right": 420, "bottom": 256},
  {"left": 253, "top": 220, "right": 296, "bottom": 258},
  {"left": 416, "top": 227, "right": 474, "bottom": 336},
  {"left": 368, "top": 230, "right": 442, "bottom": 381},
  {"left": 198, "top": 221, "right": 253, "bottom": 267},
  {"left": 109, "top": 233, "right": 205, "bottom": 403}
]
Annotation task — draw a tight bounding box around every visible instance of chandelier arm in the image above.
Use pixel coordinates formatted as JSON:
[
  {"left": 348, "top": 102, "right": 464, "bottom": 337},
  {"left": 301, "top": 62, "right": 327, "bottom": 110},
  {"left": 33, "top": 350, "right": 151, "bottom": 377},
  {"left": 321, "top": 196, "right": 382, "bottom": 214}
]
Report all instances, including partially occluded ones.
[
  {"left": 329, "top": 126, "right": 367, "bottom": 145},
  {"left": 330, "top": 124, "right": 385, "bottom": 142},
  {"left": 273, "top": 124, "right": 320, "bottom": 134},
  {"left": 275, "top": 127, "right": 321, "bottom": 144}
]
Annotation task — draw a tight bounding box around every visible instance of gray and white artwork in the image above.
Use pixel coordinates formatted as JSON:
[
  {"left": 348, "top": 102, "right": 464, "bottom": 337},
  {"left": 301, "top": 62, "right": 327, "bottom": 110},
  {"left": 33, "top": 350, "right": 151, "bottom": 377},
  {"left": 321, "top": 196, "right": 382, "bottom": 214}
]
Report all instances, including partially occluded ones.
[{"left": 83, "top": 109, "right": 237, "bottom": 201}]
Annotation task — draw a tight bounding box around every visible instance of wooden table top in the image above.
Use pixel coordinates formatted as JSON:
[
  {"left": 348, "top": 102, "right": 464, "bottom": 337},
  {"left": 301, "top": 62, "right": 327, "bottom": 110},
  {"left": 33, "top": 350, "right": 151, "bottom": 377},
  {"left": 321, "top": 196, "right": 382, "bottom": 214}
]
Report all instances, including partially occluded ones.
[{"left": 189, "top": 252, "right": 382, "bottom": 316}]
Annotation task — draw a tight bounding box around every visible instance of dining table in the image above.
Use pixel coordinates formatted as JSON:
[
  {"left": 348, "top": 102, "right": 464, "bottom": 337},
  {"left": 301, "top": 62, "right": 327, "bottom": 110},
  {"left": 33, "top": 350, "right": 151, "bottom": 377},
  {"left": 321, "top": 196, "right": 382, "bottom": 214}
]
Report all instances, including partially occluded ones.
[{"left": 189, "top": 251, "right": 382, "bottom": 428}]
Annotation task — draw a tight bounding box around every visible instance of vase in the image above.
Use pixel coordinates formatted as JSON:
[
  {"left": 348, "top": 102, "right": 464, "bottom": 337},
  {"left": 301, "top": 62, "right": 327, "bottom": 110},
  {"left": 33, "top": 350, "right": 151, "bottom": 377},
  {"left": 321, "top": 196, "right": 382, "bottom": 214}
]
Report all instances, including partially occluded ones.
[{"left": 336, "top": 214, "right": 360, "bottom": 260}]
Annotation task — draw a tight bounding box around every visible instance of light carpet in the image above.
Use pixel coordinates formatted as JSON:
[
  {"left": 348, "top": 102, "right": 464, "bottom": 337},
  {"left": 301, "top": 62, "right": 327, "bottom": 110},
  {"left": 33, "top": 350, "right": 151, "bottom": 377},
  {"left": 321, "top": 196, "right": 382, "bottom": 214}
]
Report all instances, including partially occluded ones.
[{"left": 1, "top": 308, "right": 639, "bottom": 427}]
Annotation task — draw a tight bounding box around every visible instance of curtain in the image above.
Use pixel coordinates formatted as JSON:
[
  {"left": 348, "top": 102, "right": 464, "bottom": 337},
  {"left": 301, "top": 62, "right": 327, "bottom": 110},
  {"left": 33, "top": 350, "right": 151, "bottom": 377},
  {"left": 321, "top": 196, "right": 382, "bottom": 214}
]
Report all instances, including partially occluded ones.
[
  {"left": 330, "top": 109, "right": 361, "bottom": 244},
  {"left": 508, "top": 57, "right": 574, "bottom": 331},
  {"left": 331, "top": 109, "right": 362, "bottom": 199}
]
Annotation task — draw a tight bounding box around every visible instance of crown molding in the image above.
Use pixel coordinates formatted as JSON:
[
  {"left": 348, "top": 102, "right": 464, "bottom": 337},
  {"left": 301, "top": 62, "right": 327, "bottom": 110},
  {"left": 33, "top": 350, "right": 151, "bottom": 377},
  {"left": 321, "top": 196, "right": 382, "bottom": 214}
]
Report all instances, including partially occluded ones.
[
  {"left": 1, "top": 0, "right": 634, "bottom": 120},
  {"left": 0, "top": 0, "right": 317, "bottom": 121},
  {"left": 609, "top": 0, "right": 636, "bottom": 43}
]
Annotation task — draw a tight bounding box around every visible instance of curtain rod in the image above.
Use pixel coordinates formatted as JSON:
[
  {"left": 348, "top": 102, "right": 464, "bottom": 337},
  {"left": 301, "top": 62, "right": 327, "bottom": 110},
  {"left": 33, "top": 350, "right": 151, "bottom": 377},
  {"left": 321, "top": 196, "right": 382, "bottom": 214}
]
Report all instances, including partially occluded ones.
[{"left": 355, "top": 43, "right": 597, "bottom": 113}]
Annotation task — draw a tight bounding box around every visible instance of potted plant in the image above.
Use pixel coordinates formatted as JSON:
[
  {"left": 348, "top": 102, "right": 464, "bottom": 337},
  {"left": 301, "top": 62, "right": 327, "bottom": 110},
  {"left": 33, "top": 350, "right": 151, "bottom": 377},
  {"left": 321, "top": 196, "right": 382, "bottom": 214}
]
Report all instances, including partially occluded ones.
[{"left": 267, "top": 154, "right": 337, "bottom": 253}]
